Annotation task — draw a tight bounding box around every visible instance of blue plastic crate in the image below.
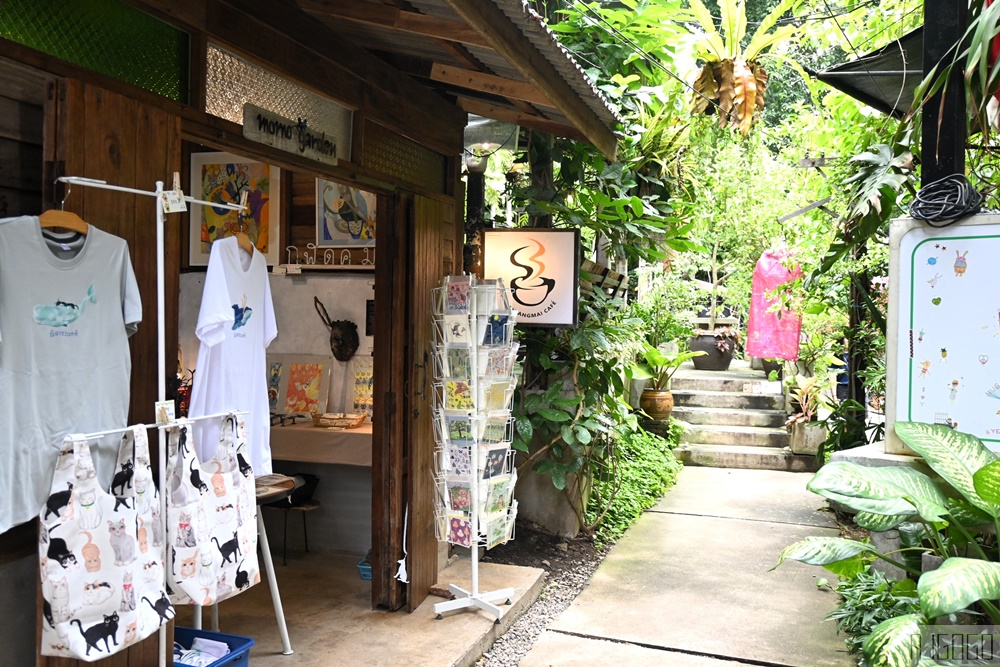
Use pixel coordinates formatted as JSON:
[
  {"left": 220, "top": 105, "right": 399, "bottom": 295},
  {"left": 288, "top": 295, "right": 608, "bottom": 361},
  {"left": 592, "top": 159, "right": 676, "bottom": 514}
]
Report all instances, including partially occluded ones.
[
  {"left": 357, "top": 556, "right": 373, "bottom": 580},
  {"left": 174, "top": 627, "right": 255, "bottom": 667}
]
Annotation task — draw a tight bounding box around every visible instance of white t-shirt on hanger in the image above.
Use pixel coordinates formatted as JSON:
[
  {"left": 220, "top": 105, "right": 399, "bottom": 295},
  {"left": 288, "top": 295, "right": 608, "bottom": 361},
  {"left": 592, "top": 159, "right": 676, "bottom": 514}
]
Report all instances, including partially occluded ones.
[
  {"left": 189, "top": 236, "right": 277, "bottom": 475},
  {"left": 0, "top": 216, "right": 141, "bottom": 534}
]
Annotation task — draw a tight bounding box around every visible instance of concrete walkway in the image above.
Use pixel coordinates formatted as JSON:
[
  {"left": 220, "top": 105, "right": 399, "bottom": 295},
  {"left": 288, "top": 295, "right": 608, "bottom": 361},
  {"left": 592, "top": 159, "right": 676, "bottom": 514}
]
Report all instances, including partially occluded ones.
[{"left": 519, "top": 467, "right": 854, "bottom": 667}]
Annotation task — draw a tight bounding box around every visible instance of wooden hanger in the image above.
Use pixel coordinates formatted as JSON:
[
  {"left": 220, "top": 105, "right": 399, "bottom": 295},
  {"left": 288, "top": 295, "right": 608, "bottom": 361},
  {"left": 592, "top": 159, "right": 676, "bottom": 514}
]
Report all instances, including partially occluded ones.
[
  {"left": 39, "top": 209, "right": 89, "bottom": 234},
  {"left": 40, "top": 181, "right": 89, "bottom": 234}
]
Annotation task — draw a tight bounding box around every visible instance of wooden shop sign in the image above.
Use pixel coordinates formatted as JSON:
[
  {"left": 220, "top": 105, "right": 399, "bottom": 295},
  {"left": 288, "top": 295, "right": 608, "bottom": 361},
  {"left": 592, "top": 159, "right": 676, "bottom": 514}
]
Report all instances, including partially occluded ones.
[{"left": 242, "top": 103, "right": 352, "bottom": 167}]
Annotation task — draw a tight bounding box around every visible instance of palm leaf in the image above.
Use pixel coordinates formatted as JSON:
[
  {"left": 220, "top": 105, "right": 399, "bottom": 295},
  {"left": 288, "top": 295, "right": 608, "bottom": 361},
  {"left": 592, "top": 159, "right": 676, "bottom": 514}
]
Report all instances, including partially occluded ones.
[
  {"left": 691, "top": 63, "right": 718, "bottom": 113},
  {"left": 685, "top": 0, "right": 726, "bottom": 60},
  {"left": 918, "top": 557, "right": 1000, "bottom": 618},
  {"left": 806, "top": 460, "right": 949, "bottom": 522},
  {"left": 718, "top": 0, "right": 743, "bottom": 59},
  {"left": 753, "top": 63, "right": 768, "bottom": 113},
  {"left": 862, "top": 614, "right": 925, "bottom": 667},
  {"left": 746, "top": 23, "right": 800, "bottom": 61},
  {"left": 773, "top": 536, "right": 876, "bottom": 569},
  {"left": 714, "top": 60, "right": 735, "bottom": 128},
  {"left": 894, "top": 422, "right": 999, "bottom": 516},
  {"left": 745, "top": 0, "right": 806, "bottom": 55}
]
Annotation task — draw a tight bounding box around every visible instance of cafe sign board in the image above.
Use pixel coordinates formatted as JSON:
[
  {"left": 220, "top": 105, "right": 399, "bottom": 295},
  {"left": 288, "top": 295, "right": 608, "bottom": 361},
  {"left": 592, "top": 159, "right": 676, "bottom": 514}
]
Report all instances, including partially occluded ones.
[{"left": 242, "top": 103, "right": 351, "bottom": 167}]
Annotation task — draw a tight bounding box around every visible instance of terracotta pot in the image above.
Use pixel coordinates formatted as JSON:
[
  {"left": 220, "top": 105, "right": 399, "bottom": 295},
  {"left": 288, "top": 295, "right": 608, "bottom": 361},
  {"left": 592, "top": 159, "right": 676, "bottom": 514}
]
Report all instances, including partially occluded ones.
[
  {"left": 639, "top": 389, "right": 674, "bottom": 420},
  {"left": 688, "top": 333, "right": 735, "bottom": 371}
]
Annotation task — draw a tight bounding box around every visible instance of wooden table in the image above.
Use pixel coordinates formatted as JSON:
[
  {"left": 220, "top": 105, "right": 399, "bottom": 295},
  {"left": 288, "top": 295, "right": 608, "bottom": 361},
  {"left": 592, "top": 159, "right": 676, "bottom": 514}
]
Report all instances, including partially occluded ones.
[{"left": 269, "top": 422, "right": 373, "bottom": 466}]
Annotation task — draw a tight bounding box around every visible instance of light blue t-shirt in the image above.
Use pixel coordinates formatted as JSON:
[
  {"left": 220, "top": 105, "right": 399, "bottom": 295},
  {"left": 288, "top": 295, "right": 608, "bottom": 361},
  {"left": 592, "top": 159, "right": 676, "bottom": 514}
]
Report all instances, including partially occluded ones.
[{"left": 0, "top": 216, "right": 141, "bottom": 534}]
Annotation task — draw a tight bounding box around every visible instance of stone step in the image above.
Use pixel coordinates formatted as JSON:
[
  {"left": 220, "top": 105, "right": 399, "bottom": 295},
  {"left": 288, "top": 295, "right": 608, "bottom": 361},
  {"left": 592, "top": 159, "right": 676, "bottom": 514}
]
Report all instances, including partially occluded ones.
[
  {"left": 672, "top": 390, "right": 784, "bottom": 411},
  {"left": 679, "top": 423, "right": 790, "bottom": 448},
  {"left": 671, "top": 405, "right": 787, "bottom": 428},
  {"left": 674, "top": 444, "right": 818, "bottom": 472},
  {"left": 671, "top": 374, "right": 776, "bottom": 393}
]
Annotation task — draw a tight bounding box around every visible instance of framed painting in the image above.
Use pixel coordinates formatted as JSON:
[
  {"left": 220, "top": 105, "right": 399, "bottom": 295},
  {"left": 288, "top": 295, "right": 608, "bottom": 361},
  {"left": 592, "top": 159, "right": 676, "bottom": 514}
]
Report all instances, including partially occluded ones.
[
  {"left": 189, "top": 151, "right": 282, "bottom": 266},
  {"left": 265, "top": 354, "right": 333, "bottom": 416},
  {"left": 316, "top": 178, "right": 376, "bottom": 247}
]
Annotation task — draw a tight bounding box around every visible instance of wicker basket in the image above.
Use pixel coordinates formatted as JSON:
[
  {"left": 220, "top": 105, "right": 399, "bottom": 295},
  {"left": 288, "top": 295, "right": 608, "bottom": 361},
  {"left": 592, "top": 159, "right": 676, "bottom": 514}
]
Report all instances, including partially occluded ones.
[{"left": 312, "top": 412, "right": 366, "bottom": 429}]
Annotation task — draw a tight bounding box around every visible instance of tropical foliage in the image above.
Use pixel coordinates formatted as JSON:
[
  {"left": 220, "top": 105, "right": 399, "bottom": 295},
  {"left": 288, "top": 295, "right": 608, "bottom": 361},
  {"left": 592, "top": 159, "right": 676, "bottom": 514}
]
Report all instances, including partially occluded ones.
[{"left": 776, "top": 423, "right": 1000, "bottom": 666}]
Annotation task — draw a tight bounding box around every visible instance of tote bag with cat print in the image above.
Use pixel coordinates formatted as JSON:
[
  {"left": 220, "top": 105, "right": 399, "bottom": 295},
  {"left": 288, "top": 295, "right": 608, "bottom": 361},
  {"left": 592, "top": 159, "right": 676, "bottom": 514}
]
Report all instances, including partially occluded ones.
[
  {"left": 165, "top": 415, "right": 259, "bottom": 606},
  {"left": 39, "top": 428, "right": 173, "bottom": 661}
]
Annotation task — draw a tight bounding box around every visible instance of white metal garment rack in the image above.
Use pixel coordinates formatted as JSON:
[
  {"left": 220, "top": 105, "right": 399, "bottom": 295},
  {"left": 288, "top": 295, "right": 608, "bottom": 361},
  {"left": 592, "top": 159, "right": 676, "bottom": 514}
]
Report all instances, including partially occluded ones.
[{"left": 54, "top": 176, "right": 247, "bottom": 667}]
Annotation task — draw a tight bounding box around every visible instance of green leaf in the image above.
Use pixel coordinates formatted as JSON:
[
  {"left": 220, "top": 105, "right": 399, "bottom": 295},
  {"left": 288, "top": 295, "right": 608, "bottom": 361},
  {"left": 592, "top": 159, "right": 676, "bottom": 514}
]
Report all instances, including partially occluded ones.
[
  {"left": 773, "top": 536, "right": 877, "bottom": 570},
  {"left": 575, "top": 426, "right": 593, "bottom": 445},
  {"left": 524, "top": 393, "right": 542, "bottom": 411},
  {"left": 561, "top": 424, "right": 577, "bottom": 446},
  {"left": 973, "top": 460, "right": 1000, "bottom": 505},
  {"left": 894, "top": 422, "right": 999, "bottom": 516},
  {"left": 855, "top": 511, "right": 907, "bottom": 532},
  {"left": 821, "top": 554, "right": 868, "bottom": 578},
  {"left": 515, "top": 415, "right": 533, "bottom": 442},
  {"left": 918, "top": 557, "right": 1000, "bottom": 618},
  {"left": 862, "top": 614, "right": 925, "bottom": 667},
  {"left": 537, "top": 408, "right": 572, "bottom": 422},
  {"left": 551, "top": 396, "right": 582, "bottom": 409},
  {"left": 806, "top": 461, "right": 946, "bottom": 521},
  {"left": 551, "top": 465, "right": 567, "bottom": 491}
]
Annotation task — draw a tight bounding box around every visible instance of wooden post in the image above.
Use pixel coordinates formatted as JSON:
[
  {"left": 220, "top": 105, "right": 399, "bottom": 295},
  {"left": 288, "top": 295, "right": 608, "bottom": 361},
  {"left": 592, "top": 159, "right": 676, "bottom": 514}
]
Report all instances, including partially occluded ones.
[{"left": 921, "top": 0, "right": 967, "bottom": 186}]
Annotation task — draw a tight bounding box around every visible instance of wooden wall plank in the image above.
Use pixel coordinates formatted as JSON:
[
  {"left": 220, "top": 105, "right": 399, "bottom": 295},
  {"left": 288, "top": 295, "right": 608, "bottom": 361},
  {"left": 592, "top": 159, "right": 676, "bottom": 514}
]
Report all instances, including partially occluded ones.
[{"left": 0, "top": 95, "right": 43, "bottom": 144}]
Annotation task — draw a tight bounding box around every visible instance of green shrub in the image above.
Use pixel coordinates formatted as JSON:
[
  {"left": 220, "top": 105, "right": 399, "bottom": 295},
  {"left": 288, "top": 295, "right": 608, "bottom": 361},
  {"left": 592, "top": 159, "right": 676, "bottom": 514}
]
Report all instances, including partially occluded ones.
[
  {"left": 824, "top": 567, "right": 919, "bottom": 656},
  {"left": 587, "top": 422, "right": 683, "bottom": 547}
]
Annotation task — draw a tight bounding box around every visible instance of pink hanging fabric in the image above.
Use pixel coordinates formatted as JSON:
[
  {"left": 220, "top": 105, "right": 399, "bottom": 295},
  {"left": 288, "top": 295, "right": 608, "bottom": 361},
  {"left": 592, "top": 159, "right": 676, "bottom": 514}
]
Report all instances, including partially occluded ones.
[{"left": 746, "top": 248, "right": 802, "bottom": 361}]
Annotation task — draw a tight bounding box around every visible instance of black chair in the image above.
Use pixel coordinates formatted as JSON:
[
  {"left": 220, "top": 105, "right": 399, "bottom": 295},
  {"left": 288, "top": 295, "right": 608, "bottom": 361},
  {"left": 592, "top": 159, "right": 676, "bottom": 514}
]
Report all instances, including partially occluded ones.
[{"left": 262, "top": 473, "right": 320, "bottom": 566}]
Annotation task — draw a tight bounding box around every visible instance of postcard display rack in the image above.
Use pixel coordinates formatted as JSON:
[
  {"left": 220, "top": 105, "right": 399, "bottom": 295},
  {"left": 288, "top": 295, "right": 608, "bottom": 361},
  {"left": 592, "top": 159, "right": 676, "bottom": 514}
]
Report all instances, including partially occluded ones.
[{"left": 432, "top": 276, "right": 521, "bottom": 622}]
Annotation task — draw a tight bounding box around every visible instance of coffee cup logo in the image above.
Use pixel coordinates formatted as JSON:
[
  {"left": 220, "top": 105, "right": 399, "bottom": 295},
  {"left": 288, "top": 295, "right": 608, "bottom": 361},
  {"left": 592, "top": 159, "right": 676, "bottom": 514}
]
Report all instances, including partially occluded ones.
[{"left": 509, "top": 239, "right": 556, "bottom": 308}]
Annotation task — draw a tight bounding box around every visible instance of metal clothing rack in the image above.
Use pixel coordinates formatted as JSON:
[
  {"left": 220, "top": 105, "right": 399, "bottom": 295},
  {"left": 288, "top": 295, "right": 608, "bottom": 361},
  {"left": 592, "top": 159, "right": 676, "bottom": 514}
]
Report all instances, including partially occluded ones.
[{"left": 54, "top": 176, "right": 246, "bottom": 667}]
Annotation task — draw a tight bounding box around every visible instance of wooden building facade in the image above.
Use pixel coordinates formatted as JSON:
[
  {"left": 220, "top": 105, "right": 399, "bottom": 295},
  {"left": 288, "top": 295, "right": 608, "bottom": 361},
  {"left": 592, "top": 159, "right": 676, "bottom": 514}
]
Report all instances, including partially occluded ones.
[{"left": 0, "top": 1, "right": 617, "bottom": 664}]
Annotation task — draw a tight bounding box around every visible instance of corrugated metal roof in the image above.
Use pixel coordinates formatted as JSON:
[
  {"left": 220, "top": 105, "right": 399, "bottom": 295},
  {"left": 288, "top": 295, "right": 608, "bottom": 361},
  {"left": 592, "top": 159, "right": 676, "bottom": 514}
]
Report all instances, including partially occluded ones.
[{"left": 295, "top": 0, "right": 619, "bottom": 154}]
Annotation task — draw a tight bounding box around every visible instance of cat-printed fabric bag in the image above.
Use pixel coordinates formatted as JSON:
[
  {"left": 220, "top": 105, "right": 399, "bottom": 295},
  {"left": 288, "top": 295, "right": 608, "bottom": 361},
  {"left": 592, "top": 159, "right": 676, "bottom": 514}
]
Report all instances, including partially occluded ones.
[
  {"left": 165, "top": 415, "right": 259, "bottom": 606},
  {"left": 39, "top": 429, "right": 173, "bottom": 661}
]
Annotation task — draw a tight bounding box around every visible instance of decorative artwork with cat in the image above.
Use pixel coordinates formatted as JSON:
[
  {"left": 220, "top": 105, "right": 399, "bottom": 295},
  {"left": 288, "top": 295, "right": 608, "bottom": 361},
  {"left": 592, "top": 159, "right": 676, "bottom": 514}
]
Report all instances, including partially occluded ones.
[
  {"left": 165, "top": 416, "right": 260, "bottom": 606},
  {"left": 39, "top": 429, "right": 170, "bottom": 660}
]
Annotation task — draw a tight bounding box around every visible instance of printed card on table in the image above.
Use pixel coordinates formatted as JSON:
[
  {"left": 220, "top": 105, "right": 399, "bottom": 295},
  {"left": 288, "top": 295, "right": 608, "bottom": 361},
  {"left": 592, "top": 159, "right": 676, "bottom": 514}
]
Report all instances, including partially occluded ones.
[
  {"left": 480, "top": 313, "right": 509, "bottom": 346},
  {"left": 484, "top": 474, "right": 513, "bottom": 515},
  {"left": 486, "top": 512, "right": 509, "bottom": 549},
  {"left": 481, "top": 381, "right": 511, "bottom": 412},
  {"left": 481, "top": 416, "right": 508, "bottom": 445}
]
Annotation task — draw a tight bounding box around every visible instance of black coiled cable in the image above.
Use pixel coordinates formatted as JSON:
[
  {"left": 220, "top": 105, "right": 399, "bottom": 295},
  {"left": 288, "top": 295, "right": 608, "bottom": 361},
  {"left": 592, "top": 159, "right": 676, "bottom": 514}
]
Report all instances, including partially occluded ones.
[{"left": 908, "top": 174, "right": 983, "bottom": 227}]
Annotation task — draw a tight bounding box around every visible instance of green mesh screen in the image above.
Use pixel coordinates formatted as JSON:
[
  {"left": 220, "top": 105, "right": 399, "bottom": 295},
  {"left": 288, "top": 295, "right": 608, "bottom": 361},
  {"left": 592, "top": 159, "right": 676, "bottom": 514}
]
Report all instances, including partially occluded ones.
[{"left": 0, "top": 0, "right": 189, "bottom": 102}]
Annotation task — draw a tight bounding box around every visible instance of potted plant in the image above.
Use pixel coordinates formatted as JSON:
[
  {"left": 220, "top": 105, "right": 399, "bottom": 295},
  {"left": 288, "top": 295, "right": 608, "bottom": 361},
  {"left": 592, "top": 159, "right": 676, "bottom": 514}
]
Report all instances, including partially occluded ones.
[
  {"left": 689, "top": 325, "right": 742, "bottom": 371},
  {"left": 784, "top": 373, "right": 831, "bottom": 455},
  {"left": 630, "top": 344, "right": 707, "bottom": 420}
]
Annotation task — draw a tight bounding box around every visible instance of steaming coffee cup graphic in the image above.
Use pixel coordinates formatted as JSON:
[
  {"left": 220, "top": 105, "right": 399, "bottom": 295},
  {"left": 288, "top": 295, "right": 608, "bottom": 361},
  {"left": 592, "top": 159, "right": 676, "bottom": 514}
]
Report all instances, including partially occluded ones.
[{"left": 510, "top": 240, "right": 556, "bottom": 307}]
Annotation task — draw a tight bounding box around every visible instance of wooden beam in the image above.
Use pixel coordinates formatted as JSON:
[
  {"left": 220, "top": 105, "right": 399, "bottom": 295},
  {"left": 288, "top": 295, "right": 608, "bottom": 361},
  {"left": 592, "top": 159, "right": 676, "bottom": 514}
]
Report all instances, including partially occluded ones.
[
  {"left": 297, "top": 0, "right": 491, "bottom": 48},
  {"left": 457, "top": 96, "right": 588, "bottom": 144},
  {"left": 442, "top": 0, "right": 617, "bottom": 160},
  {"left": 431, "top": 63, "right": 553, "bottom": 108}
]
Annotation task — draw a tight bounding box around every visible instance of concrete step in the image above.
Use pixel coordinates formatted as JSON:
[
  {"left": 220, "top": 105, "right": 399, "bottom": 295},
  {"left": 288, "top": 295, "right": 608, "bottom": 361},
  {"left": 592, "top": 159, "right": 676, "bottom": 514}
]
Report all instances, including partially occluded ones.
[
  {"left": 672, "top": 390, "right": 784, "bottom": 411},
  {"left": 679, "top": 423, "right": 790, "bottom": 448},
  {"left": 671, "top": 405, "right": 787, "bottom": 428},
  {"left": 671, "top": 374, "right": 776, "bottom": 393},
  {"left": 674, "top": 444, "right": 818, "bottom": 472}
]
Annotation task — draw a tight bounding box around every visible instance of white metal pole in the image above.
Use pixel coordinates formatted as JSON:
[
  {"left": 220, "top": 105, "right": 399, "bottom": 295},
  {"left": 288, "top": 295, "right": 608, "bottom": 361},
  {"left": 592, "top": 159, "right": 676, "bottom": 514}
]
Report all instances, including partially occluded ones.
[
  {"left": 155, "top": 180, "right": 168, "bottom": 667},
  {"left": 470, "top": 285, "right": 479, "bottom": 599}
]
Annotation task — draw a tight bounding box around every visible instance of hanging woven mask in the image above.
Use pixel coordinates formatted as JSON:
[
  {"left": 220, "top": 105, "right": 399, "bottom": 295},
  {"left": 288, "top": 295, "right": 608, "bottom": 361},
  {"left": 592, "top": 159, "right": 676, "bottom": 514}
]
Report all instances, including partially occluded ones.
[{"left": 314, "top": 296, "right": 360, "bottom": 361}]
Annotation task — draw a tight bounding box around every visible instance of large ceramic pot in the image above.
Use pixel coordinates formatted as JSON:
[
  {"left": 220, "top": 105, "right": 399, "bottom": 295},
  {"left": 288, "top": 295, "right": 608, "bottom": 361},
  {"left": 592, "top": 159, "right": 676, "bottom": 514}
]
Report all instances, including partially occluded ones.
[
  {"left": 760, "top": 358, "right": 783, "bottom": 380},
  {"left": 688, "top": 333, "right": 736, "bottom": 371},
  {"left": 639, "top": 389, "right": 674, "bottom": 420}
]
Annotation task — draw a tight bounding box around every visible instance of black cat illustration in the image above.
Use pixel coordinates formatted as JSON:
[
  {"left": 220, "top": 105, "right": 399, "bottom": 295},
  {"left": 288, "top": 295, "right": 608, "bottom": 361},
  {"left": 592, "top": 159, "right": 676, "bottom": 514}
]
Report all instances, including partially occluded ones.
[
  {"left": 177, "top": 427, "right": 190, "bottom": 456},
  {"left": 46, "top": 527, "right": 78, "bottom": 569},
  {"left": 113, "top": 497, "right": 132, "bottom": 512},
  {"left": 44, "top": 483, "right": 73, "bottom": 520},
  {"left": 42, "top": 599, "right": 54, "bottom": 627},
  {"left": 189, "top": 458, "right": 208, "bottom": 494},
  {"left": 142, "top": 594, "right": 175, "bottom": 623},
  {"left": 212, "top": 532, "right": 241, "bottom": 564},
  {"left": 71, "top": 612, "right": 119, "bottom": 656},
  {"left": 236, "top": 452, "right": 253, "bottom": 478},
  {"left": 234, "top": 560, "right": 249, "bottom": 590},
  {"left": 110, "top": 459, "right": 133, "bottom": 495}
]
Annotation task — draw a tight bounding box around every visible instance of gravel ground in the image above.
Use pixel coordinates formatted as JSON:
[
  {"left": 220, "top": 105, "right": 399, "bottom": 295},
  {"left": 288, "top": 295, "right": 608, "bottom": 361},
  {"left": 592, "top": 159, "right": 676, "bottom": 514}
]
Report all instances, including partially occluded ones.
[{"left": 474, "top": 521, "right": 611, "bottom": 667}]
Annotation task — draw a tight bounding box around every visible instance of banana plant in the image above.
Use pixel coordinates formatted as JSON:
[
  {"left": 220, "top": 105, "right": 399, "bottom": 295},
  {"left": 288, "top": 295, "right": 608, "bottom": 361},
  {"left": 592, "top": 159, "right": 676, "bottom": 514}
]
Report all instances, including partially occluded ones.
[{"left": 775, "top": 422, "right": 1000, "bottom": 666}]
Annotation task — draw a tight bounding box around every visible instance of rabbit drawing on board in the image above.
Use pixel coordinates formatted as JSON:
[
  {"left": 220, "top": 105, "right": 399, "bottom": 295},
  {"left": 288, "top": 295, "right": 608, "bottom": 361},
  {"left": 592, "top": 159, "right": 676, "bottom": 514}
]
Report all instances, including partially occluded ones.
[{"left": 954, "top": 250, "right": 968, "bottom": 277}]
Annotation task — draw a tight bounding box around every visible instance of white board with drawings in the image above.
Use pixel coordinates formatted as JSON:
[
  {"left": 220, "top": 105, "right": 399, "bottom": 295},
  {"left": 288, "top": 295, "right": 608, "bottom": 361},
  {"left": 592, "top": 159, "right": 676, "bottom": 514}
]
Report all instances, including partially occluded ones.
[{"left": 888, "top": 214, "right": 1000, "bottom": 450}]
